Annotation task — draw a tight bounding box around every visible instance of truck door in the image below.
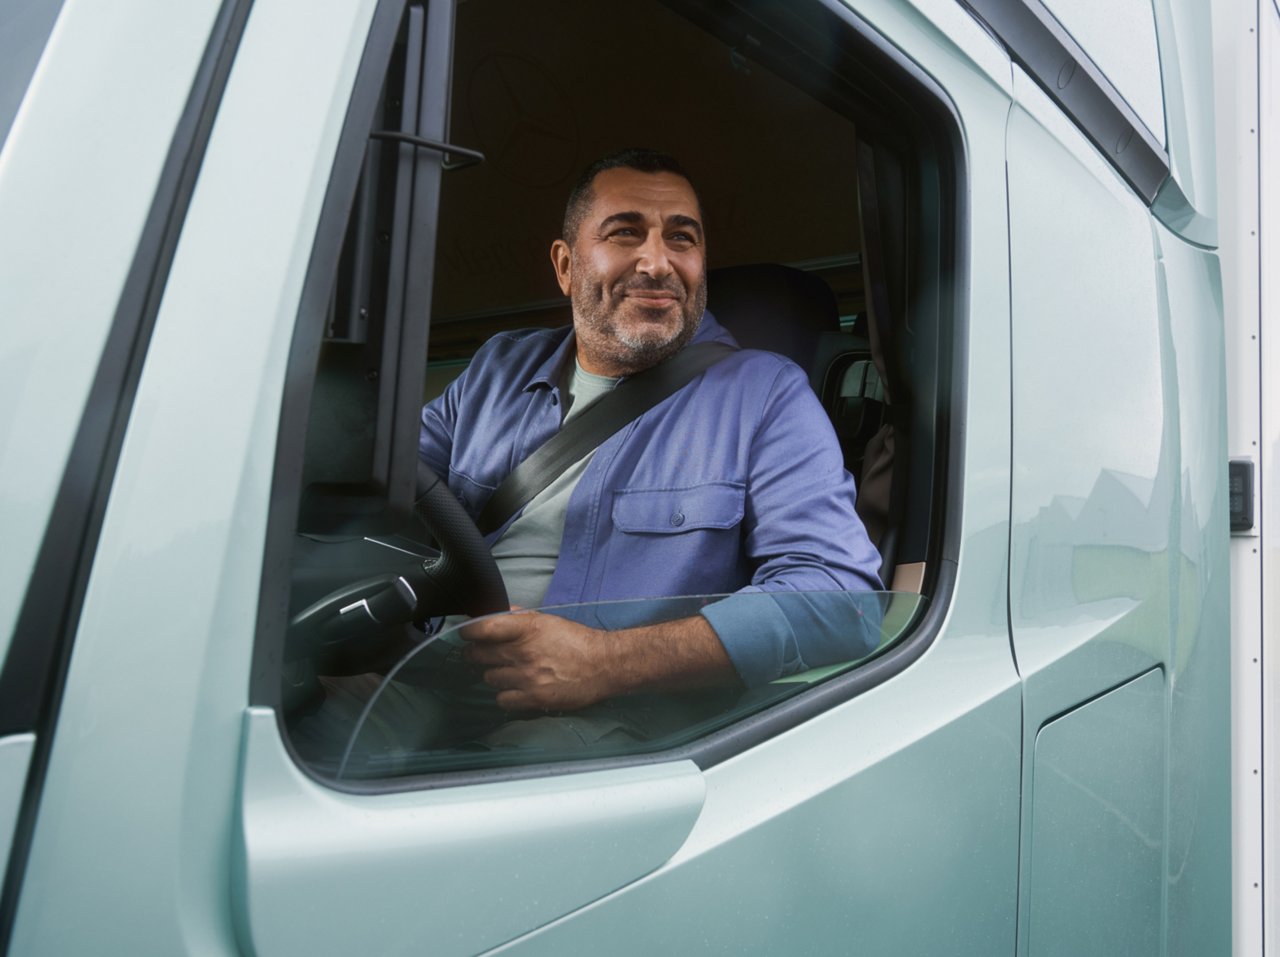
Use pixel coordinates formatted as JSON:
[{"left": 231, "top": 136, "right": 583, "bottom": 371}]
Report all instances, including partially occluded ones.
[
  {"left": 3, "top": 0, "right": 1026, "bottom": 953},
  {"left": 235, "top": 2, "right": 1022, "bottom": 954}
]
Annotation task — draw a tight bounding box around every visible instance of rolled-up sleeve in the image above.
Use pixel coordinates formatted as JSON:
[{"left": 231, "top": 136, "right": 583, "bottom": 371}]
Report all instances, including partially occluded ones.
[{"left": 700, "top": 362, "right": 884, "bottom": 686}]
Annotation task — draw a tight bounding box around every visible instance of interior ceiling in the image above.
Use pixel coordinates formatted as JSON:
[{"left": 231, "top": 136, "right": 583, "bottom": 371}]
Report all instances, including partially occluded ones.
[{"left": 431, "top": 0, "right": 863, "bottom": 323}]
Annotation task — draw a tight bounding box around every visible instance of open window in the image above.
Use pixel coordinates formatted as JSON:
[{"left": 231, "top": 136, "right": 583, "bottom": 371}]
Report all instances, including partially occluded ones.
[{"left": 254, "top": 0, "right": 960, "bottom": 788}]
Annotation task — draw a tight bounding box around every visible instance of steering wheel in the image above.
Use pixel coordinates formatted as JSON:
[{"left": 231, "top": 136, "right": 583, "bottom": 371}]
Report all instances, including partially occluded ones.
[{"left": 287, "top": 463, "right": 508, "bottom": 656}]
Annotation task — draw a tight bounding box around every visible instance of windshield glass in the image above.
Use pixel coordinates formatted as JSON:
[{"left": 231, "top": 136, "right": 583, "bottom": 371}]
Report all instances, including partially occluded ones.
[{"left": 0, "top": 0, "right": 65, "bottom": 151}]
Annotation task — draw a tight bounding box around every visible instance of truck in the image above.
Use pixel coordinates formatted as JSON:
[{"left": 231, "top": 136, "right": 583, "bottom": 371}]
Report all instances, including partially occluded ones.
[{"left": 0, "top": 0, "right": 1271, "bottom": 953}]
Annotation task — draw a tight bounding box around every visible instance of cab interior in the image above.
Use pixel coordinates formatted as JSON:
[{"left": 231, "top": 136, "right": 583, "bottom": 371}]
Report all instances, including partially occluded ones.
[{"left": 421, "top": 0, "right": 947, "bottom": 584}]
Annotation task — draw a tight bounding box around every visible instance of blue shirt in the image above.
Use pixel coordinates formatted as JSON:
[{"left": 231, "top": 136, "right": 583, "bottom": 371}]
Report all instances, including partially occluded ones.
[{"left": 418, "top": 313, "right": 884, "bottom": 686}]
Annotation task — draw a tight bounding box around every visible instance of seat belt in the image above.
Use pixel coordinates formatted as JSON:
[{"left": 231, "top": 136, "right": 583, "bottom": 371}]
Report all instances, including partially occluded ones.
[{"left": 476, "top": 340, "right": 737, "bottom": 535}]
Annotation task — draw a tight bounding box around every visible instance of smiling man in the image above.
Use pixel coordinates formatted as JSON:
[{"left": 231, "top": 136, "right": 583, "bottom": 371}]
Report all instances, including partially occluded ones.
[
  {"left": 417, "top": 149, "right": 882, "bottom": 731},
  {"left": 552, "top": 163, "right": 708, "bottom": 377}
]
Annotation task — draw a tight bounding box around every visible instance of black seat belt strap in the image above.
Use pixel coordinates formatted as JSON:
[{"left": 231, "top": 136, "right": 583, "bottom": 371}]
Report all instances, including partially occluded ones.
[{"left": 476, "top": 340, "right": 737, "bottom": 535}]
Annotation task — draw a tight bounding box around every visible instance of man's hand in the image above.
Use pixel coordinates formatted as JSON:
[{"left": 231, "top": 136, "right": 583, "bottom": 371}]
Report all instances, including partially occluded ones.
[
  {"left": 461, "top": 609, "right": 739, "bottom": 712},
  {"left": 461, "top": 610, "right": 613, "bottom": 712}
]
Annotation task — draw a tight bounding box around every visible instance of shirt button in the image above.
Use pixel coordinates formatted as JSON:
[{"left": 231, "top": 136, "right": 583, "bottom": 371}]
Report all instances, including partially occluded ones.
[{"left": 670, "top": 511, "right": 685, "bottom": 527}]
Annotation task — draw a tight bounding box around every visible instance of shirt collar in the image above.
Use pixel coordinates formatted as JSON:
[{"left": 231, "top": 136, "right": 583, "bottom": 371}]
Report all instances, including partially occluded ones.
[{"left": 526, "top": 325, "right": 577, "bottom": 393}]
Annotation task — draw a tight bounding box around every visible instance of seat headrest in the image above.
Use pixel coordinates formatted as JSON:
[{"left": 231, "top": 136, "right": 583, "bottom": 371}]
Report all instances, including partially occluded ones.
[{"left": 707, "top": 263, "right": 841, "bottom": 370}]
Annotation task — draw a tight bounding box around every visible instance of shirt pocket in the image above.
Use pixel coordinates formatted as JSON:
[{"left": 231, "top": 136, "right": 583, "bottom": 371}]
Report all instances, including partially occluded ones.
[{"left": 612, "top": 482, "right": 745, "bottom": 534}]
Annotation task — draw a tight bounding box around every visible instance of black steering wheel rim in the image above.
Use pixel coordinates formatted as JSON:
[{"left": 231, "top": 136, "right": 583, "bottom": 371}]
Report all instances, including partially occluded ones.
[
  {"left": 286, "top": 463, "right": 507, "bottom": 658},
  {"left": 411, "top": 461, "right": 509, "bottom": 618}
]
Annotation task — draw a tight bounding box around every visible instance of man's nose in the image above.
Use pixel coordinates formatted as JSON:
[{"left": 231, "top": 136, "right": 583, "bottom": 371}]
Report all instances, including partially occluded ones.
[{"left": 635, "top": 231, "right": 673, "bottom": 277}]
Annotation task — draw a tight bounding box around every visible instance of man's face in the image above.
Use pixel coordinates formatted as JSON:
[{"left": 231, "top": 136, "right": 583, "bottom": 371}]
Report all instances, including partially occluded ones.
[{"left": 551, "top": 168, "right": 708, "bottom": 377}]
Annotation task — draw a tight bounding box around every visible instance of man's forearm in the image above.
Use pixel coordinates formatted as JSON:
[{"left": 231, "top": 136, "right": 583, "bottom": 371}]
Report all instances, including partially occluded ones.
[
  {"left": 598, "top": 614, "right": 740, "bottom": 698},
  {"left": 462, "top": 609, "right": 740, "bottom": 711}
]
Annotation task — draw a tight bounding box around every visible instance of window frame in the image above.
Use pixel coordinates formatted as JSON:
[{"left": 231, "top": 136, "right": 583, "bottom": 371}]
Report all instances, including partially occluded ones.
[
  {"left": 252, "top": 0, "right": 970, "bottom": 794},
  {"left": 251, "top": 0, "right": 417, "bottom": 702}
]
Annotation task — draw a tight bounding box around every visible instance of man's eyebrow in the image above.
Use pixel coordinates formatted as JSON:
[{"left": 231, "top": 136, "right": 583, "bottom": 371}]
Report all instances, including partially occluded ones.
[
  {"left": 596, "top": 211, "right": 644, "bottom": 232},
  {"left": 595, "top": 211, "right": 703, "bottom": 239},
  {"left": 667, "top": 214, "right": 703, "bottom": 238}
]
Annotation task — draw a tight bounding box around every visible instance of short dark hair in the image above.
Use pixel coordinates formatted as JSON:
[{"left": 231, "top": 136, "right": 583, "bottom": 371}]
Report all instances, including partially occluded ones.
[{"left": 561, "top": 148, "right": 702, "bottom": 244}]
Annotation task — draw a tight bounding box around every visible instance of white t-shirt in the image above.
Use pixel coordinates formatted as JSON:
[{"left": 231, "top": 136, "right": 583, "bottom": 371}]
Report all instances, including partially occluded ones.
[{"left": 488, "top": 359, "right": 619, "bottom": 609}]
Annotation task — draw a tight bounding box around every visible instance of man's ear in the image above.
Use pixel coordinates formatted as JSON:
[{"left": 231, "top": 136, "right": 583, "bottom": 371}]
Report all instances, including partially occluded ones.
[{"left": 550, "top": 239, "right": 572, "bottom": 296}]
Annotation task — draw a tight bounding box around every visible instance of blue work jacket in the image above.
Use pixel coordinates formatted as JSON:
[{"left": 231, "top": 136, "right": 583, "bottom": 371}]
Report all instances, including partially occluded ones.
[{"left": 418, "top": 313, "right": 884, "bottom": 686}]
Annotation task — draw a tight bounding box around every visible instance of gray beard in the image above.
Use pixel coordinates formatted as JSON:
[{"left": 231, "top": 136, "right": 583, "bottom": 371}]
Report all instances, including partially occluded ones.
[{"left": 573, "top": 274, "right": 708, "bottom": 375}]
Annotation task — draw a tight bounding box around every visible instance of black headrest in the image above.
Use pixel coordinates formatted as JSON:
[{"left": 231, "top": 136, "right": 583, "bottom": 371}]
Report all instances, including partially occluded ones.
[{"left": 707, "top": 263, "right": 841, "bottom": 370}]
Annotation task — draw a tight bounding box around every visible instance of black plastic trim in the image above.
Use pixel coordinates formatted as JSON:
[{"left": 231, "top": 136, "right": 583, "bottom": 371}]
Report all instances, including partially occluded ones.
[
  {"left": 1229, "top": 459, "right": 1255, "bottom": 533},
  {"left": 959, "top": 0, "right": 1169, "bottom": 204},
  {"left": 279, "top": 0, "right": 970, "bottom": 796},
  {"left": 0, "top": 0, "right": 254, "bottom": 947},
  {"left": 384, "top": 0, "right": 453, "bottom": 545}
]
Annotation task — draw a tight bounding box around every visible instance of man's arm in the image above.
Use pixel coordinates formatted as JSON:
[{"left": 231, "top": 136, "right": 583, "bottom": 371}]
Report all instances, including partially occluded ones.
[
  {"left": 419, "top": 377, "right": 460, "bottom": 480},
  {"left": 694, "top": 358, "right": 884, "bottom": 686},
  {"left": 463, "top": 356, "right": 884, "bottom": 704},
  {"left": 462, "top": 609, "right": 739, "bottom": 711}
]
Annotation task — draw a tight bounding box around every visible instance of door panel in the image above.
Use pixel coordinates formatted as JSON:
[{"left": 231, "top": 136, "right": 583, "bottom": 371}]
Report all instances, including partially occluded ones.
[
  {"left": 1007, "top": 67, "right": 1230, "bottom": 953},
  {"left": 1008, "top": 73, "right": 1169, "bottom": 717},
  {"left": 235, "top": 709, "right": 706, "bottom": 956},
  {"left": 494, "top": 642, "right": 1022, "bottom": 955},
  {"left": 1007, "top": 70, "right": 1170, "bottom": 954}
]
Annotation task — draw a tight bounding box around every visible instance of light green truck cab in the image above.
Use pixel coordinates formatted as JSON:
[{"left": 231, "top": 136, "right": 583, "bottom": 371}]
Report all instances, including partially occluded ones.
[{"left": 0, "top": 0, "right": 1243, "bottom": 954}]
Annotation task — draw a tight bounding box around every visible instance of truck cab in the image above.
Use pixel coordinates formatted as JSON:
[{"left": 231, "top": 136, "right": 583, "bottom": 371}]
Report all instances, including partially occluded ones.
[{"left": 0, "top": 0, "right": 1255, "bottom": 953}]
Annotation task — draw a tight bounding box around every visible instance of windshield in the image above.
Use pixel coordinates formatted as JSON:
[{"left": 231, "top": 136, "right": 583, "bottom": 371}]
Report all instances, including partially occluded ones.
[{"left": 0, "top": 0, "right": 65, "bottom": 152}]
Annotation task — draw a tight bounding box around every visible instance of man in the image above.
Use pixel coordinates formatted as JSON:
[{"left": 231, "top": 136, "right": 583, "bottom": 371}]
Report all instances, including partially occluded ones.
[{"left": 418, "top": 149, "right": 883, "bottom": 720}]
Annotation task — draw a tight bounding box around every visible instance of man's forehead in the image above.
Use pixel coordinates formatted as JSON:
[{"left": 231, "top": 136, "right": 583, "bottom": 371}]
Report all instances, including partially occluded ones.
[{"left": 587, "top": 168, "right": 701, "bottom": 222}]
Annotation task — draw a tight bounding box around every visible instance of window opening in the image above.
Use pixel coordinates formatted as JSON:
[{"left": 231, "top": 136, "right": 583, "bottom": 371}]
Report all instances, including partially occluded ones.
[{"left": 262, "top": 0, "right": 958, "bottom": 786}]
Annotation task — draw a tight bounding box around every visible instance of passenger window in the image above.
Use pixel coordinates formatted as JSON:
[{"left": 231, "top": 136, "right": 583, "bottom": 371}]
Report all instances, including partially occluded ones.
[
  {"left": 293, "top": 591, "right": 924, "bottom": 779},
  {"left": 258, "top": 0, "right": 956, "bottom": 784}
]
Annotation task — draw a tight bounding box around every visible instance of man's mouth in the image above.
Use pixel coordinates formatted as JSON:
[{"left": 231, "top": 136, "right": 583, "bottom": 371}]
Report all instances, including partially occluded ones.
[{"left": 621, "top": 286, "right": 682, "bottom": 309}]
